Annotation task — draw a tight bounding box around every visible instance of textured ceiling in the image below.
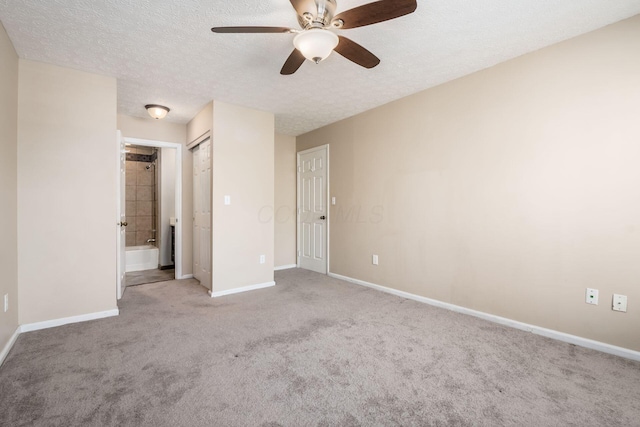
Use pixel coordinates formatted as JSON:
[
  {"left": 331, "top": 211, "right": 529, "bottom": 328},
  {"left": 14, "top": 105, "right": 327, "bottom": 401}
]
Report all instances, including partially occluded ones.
[{"left": 1, "top": 0, "right": 640, "bottom": 136}]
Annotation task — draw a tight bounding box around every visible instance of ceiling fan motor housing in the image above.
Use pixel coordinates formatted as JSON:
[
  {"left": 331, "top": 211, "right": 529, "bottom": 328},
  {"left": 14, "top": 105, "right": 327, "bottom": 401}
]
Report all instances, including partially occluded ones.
[{"left": 299, "top": 0, "right": 337, "bottom": 28}]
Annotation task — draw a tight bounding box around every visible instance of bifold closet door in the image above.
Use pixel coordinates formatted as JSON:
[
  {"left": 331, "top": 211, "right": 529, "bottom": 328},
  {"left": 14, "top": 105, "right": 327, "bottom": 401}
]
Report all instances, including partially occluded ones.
[{"left": 192, "top": 140, "right": 212, "bottom": 290}]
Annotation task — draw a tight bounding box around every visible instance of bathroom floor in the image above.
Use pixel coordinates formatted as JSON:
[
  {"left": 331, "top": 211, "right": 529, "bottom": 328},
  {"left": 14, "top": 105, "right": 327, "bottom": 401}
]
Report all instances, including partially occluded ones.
[{"left": 125, "top": 268, "right": 175, "bottom": 287}]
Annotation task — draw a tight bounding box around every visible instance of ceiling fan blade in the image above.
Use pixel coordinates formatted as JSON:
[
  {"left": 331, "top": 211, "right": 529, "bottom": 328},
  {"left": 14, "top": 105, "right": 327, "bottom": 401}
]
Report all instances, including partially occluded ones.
[
  {"left": 281, "top": 49, "right": 306, "bottom": 75},
  {"left": 211, "top": 26, "right": 294, "bottom": 33},
  {"left": 333, "top": 0, "right": 417, "bottom": 29},
  {"left": 334, "top": 36, "right": 380, "bottom": 69}
]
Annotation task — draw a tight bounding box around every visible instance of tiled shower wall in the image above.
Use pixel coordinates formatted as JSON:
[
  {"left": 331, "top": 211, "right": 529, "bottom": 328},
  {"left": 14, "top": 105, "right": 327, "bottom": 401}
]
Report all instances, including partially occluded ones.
[{"left": 125, "top": 146, "right": 157, "bottom": 247}]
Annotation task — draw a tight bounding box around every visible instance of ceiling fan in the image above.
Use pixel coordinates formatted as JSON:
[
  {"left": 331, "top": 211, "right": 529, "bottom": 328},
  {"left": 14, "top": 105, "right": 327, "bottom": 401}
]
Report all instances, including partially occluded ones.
[{"left": 211, "top": 0, "right": 418, "bottom": 75}]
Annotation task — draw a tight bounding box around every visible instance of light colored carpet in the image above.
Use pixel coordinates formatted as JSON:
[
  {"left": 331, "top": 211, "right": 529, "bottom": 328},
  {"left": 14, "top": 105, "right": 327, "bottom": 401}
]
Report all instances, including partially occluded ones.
[{"left": 1, "top": 268, "right": 639, "bottom": 426}]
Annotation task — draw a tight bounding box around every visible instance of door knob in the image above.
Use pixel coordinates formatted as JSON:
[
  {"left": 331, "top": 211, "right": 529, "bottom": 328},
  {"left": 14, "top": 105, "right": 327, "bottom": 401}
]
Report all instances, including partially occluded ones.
[
  {"left": 119, "top": 221, "right": 128, "bottom": 227},
  {"left": 320, "top": 216, "right": 326, "bottom": 220}
]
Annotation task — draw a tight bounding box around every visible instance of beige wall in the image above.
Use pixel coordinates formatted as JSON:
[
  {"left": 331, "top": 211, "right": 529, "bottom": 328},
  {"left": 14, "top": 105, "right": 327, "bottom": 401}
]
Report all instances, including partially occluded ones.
[
  {"left": 0, "top": 22, "right": 19, "bottom": 351},
  {"left": 17, "top": 60, "right": 118, "bottom": 324},
  {"left": 159, "top": 147, "right": 176, "bottom": 267},
  {"left": 212, "top": 101, "right": 275, "bottom": 292},
  {"left": 274, "top": 133, "right": 297, "bottom": 268},
  {"left": 118, "top": 114, "right": 186, "bottom": 144},
  {"left": 117, "top": 114, "right": 192, "bottom": 275},
  {"left": 298, "top": 16, "right": 640, "bottom": 351},
  {"left": 187, "top": 102, "right": 213, "bottom": 145}
]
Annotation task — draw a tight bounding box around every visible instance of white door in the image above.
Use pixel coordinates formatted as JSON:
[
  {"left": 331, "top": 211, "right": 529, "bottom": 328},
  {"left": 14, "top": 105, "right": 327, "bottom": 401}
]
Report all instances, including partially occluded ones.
[
  {"left": 298, "top": 146, "right": 328, "bottom": 274},
  {"left": 116, "top": 131, "right": 127, "bottom": 299},
  {"left": 192, "top": 139, "right": 212, "bottom": 290}
]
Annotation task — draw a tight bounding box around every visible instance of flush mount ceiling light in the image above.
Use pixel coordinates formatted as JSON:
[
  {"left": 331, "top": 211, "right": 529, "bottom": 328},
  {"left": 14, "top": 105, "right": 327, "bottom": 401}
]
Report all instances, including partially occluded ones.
[
  {"left": 293, "top": 28, "right": 339, "bottom": 64},
  {"left": 145, "top": 104, "right": 170, "bottom": 120}
]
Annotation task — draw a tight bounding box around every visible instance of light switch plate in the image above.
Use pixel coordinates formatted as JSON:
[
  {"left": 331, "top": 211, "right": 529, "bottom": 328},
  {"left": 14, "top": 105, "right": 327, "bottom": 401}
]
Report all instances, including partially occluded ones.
[{"left": 224, "top": 195, "right": 231, "bottom": 205}]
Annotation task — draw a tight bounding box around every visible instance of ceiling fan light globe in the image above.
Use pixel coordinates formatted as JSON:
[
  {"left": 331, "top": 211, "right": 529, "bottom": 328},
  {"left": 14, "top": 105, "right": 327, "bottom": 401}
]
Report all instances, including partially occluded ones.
[{"left": 293, "top": 29, "right": 339, "bottom": 64}]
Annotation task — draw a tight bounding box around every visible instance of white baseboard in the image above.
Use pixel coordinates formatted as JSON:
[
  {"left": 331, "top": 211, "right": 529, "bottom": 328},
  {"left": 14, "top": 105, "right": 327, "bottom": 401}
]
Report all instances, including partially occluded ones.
[
  {"left": 329, "top": 272, "right": 640, "bottom": 362},
  {"left": 0, "top": 327, "right": 21, "bottom": 367},
  {"left": 274, "top": 264, "right": 297, "bottom": 271},
  {"left": 178, "top": 274, "right": 194, "bottom": 280},
  {"left": 1, "top": 309, "right": 120, "bottom": 366},
  {"left": 210, "top": 281, "right": 276, "bottom": 298},
  {"left": 20, "top": 309, "right": 120, "bottom": 333}
]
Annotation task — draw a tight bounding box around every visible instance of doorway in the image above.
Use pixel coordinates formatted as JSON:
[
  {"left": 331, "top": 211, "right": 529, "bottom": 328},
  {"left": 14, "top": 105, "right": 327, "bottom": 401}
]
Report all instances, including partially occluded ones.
[
  {"left": 297, "top": 145, "right": 329, "bottom": 274},
  {"left": 116, "top": 136, "right": 183, "bottom": 299}
]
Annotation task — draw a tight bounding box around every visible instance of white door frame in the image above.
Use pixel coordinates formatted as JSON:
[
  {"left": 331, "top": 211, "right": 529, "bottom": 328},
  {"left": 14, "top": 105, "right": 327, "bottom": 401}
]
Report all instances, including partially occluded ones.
[
  {"left": 296, "top": 144, "right": 330, "bottom": 274},
  {"left": 118, "top": 136, "right": 185, "bottom": 281},
  {"left": 116, "top": 131, "right": 126, "bottom": 299}
]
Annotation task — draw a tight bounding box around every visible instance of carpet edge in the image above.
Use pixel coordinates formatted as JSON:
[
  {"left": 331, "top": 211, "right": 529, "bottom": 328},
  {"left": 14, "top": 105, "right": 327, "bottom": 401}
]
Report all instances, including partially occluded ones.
[
  {"left": 19, "top": 309, "right": 120, "bottom": 333},
  {"left": 210, "top": 281, "right": 276, "bottom": 298},
  {"left": 328, "top": 272, "right": 640, "bottom": 362},
  {"left": 0, "top": 326, "right": 20, "bottom": 367}
]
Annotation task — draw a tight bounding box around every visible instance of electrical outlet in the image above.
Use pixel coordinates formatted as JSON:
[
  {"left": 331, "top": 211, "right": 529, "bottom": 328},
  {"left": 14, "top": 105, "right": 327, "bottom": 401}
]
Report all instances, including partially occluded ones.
[
  {"left": 259, "top": 255, "right": 266, "bottom": 264},
  {"left": 224, "top": 195, "right": 231, "bottom": 205},
  {"left": 612, "top": 294, "right": 628, "bottom": 312},
  {"left": 3, "top": 294, "right": 8, "bottom": 313},
  {"left": 332, "top": 197, "right": 336, "bottom": 205},
  {"left": 585, "top": 288, "right": 598, "bottom": 305},
  {"left": 372, "top": 254, "right": 379, "bottom": 265}
]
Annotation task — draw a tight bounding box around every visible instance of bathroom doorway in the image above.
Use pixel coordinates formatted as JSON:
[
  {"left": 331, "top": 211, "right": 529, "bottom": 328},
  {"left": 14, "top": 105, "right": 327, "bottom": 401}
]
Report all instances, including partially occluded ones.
[{"left": 117, "top": 136, "right": 183, "bottom": 297}]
